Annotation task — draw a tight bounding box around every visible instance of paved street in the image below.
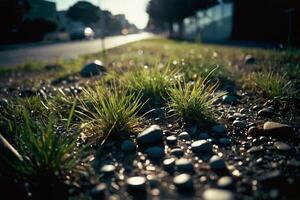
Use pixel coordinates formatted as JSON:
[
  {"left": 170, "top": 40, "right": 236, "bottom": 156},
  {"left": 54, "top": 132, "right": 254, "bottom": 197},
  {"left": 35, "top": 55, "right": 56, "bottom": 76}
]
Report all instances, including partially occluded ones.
[{"left": 0, "top": 32, "right": 154, "bottom": 67}]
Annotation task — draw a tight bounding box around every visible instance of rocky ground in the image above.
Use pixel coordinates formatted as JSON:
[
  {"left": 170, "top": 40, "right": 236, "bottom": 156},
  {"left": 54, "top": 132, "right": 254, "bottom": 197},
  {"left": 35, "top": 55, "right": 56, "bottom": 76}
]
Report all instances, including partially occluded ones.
[{"left": 0, "top": 39, "right": 299, "bottom": 200}]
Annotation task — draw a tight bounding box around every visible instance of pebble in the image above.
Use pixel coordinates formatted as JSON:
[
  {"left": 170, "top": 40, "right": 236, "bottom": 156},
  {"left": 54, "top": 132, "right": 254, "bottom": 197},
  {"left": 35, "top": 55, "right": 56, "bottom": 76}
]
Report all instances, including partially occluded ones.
[
  {"left": 217, "top": 176, "right": 235, "bottom": 190},
  {"left": 137, "top": 125, "right": 164, "bottom": 147},
  {"left": 145, "top": 146, "right": 165, "bottom": 159},
  {"left": 126, "top": 176, "right": 147, "bottom": 191},
  {"left": 212, "top": 124, "right": 227, "bottom": 134},
  {"left": 218, "top": 138, "right": 231, "bottom": 146},
  {"left": 166, "top": 136, "right": 177, "bottom": 146},
  {"left": 258, "top": 107, "right": 274, "bottom": 117},
  {"left": 175, "top": 158, "right": 194, "bottom": 172},
  {"left": 263, "top": 121, "right": 293, "bottom": 138},
  {"left": 178, "top": 132, "right": 190, "bottom": 140},
  {"left": 247, "top": 146, "right": 264, "bottom": 154},
  {"left": 203, "top": 188, "right": 234, "bottom": 200},
  {"left": 163, "top": 158, "right": 176, "bottom": 171},
  {"left": 80, "top": 60, "right": 106, "bottom": 77},
  {"left": 232, "top": 120, "right": 246, "bottom": 129},
  {"left": 191, "top": 140, "right": 212, "bottom": 153},
  {"left": 258, "top": 170, "right": 281, "bottom": 184},
  {"left": 100, "top": 164, "right": 115, "bottom": 176},
  {"left": 0, "top": 98, "right": 8, "bottom": 109},
  {"left": 121, "top": 140, "right": 136, "bottom": 152},
  {"left": 274, "top": 142, "right": 291, "bottom": 151},
  {"left": 199, "top": 132, "right": 210, "bottom": 139},
  {"left": 244, "top": 54, "right": 255, "bottom": 64},
  {"left": 170, "top": 148, "right": 184, "bottom": 157},
  {"left": 91, "top": 183, "right": 106, "bottom": 198},
  {"left": 247, "top": 126, "right": 259, "bottom": 135},
  {"left": 173, "top": 174, "right": 193, "bottom": 190},
  {"left": 209, "top": 155, "right": 227, "bottom": 171},
  {"left": 222, "top": 95, "right": 238, "bottom": 105}
]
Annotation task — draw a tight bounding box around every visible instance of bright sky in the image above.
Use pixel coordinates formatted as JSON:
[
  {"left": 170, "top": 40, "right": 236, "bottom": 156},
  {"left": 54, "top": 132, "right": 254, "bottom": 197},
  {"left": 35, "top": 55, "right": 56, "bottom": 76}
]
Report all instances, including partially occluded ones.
[{"left": 49, "top": 0, "right": 150, "bottom": 29}]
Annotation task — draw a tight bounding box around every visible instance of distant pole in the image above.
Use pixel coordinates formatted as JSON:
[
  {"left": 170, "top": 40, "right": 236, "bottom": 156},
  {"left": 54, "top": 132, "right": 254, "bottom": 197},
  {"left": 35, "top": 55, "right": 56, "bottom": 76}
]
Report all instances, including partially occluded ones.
[{"left": 284, "top": 8, "right": 294, "bottom": 48}]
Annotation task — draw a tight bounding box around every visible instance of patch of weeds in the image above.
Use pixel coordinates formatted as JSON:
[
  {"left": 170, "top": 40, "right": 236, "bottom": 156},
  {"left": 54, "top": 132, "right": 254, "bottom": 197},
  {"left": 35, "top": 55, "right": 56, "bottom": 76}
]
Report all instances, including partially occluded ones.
[
  {"left": 78, "top": 83, "right": 144, "bottom": 142},
  {"left": 124, "top": 65, "right": 179, "bottom": 108},
  {"left": 168, "top": 76, "right": 226, "bottom": 125},
  {"left": 251, "top": 72, "right": 298, "bottom": 99}
]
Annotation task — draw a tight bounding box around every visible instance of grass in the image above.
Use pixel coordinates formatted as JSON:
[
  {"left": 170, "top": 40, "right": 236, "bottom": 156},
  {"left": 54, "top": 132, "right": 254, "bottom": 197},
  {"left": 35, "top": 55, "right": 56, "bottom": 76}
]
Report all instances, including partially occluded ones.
[
  {"left": 78, "top": 83, "right": 144, "bottom": 142},
  {"left": 251, "top": 72, "right": 298, "bottom": 99},
  {"left": 168, "top": 74, "right": 226, "bottom": 124}
]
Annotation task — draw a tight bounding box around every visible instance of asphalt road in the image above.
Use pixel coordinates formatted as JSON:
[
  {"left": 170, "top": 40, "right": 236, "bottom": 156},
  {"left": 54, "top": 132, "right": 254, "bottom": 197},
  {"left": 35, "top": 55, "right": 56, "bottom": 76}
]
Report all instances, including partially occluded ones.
[{"left": 0, "top": 32, "right": 154, "bottom": 67}]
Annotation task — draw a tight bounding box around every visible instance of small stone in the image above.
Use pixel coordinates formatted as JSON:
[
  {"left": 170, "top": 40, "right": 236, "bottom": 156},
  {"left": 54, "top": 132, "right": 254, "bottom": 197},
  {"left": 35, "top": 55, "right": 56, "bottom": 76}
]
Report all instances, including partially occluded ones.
[
  {"left": 170, "top": 148, "right": 184, "bottom": 157},
  {"left": 247, "top": 146, "right": 264, "bottom": 154},
  {"left": 173, "top": 174, "right": 193, "bottom": 190},
  {"left": 100, "top": 164, "right": 115, "bottom": 176},
  {"left": 258, "top": 107, "right": 274, "bottom": 117},
  {"left": 191, "top": 140, "right": 212, "bottom": 153},
  {"left": 232, "top": 120, "right": 246, "bottom": 129},
  {"left": 163, "top": 158, "right": 175, "bottom": 171},
  {"left": 274, "top": 142, "right": 291, "bottom": 151},
  {"left": 147, "top": 175, "right": 158, "bottom": 188},
  {"left": 126, "top": 176, "right": 147, "bottom": 191},
  {"left": 252, "top": 105, "right": 261, "bottom": 111},
  {"left": 209, "top": 155, "right": 227, "bottom": 171},
  {"left": 80, "top": 60, "right": 106, "bottom": 77},
  {"left": 263, "top": 121, "right": 293, "bottom": 138},
  {"left": 247, "top": 126, "right": 259, "bottom": 135},
  {"left": 287, "top": 159, "right": 300, "bottom": 168},
  {"left": 176, "top": 158, "right": 194, "bottom": 172},
  {"left": 212, "top": 124, "right": 227, "bottom": 133},
  {"left": 121, "top": 140, "right": 136, "bottom": 152},
  {"left": 259, "top": 170, "right": 281, "bottom": 185},
  {"left": 244, "top": 54, "right": 255, "bottom": 64},
  {"left": 145, "top": 146, "right": 165, "bottom": 159},
  {"left": 203, "top": 188, "right": 234, "bottom": 200},
  {"left": 137, "top": 125, "right": 164, "bottom": 147},
  {"left": 222, "top": 95, "right": 238, "bottom": 105},
  {"left": 199, "top": 132, "right": 210, "bottom": 139},
  {"left": 166, "top": 136, "right": 177, "bottom": 146},
  {"left": 217, "top": 176, "right": 235, "bottom": 190},
  {"left": 218, "top": 138, "right": 230, "bottom": 146},
  {"left": 0, "top": 98, "right": 8, "bottom": 109},
  {"left": 178, "top": 132, "right": 190, "bottom": 140},
  {"left": 91, "top": 183, "right": 106, "bottom": 198}
]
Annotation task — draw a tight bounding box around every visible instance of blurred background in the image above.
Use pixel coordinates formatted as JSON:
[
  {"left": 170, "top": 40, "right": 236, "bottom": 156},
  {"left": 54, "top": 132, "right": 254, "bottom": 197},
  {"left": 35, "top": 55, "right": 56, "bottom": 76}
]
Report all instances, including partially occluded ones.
[{"left": 0, "top": 0, "right": 299, "bottom": 47}]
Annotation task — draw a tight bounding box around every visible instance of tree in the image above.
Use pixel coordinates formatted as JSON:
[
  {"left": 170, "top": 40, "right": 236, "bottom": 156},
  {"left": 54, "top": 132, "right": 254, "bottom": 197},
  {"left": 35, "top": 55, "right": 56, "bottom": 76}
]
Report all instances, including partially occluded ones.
[
  {"left": 66, "top": 1, "right": 100, "bottom": 26},
  {"left": 147, "top": 0, "right": 218, "bottom": 38}
]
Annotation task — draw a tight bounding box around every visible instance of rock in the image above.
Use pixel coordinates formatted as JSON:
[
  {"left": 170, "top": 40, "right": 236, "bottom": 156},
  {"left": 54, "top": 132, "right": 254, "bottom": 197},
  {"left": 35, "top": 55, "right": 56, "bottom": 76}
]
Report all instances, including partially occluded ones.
[
  {"left": 176, "top": 158, "right": 194, "bottom": 172},
  {"left": 274, "top": 142, "right": 291, "bottom": 151},
  {"left": 217, "top": 176, "right": 235, "bottom": 190},
  {"left": 222, "top": 95, "right": 238, "bottom": 105},
  {"left": 203, "top": 188, "right": 234, "bottom": 200},
  {"left": 258, "top": 107, "right": 274, "bottom": 117},
  {"left": 209, "top": 155, "right": 227, "bottom": 171},
  {"left": 173, "top": 174, "right": 193, "bottom": 190},
  {"left": 178, "top": 132, "right": 190, "bottom": 140},
  {"left": 80, "top": 60, "right": 106, "bottom": 77},
  {"left": 137, "top": 125, "right": 163, "bottom": 147},
  {"left": 0, "top": 134, "right": 23, "bottom": 162},
  {"left": 258, "top": 170, "right": 281, "bottom": 185},
  {"left": 145, "top": 146, "right": 165, "bottom": 159},
  {"left": 126, "top": 176, "right": 147, "bottom": 192},
  {"left": 252, "top": 105, "right": 261, "bottom": 111},
  {"left": 163, "top": 158, "right": 176, "bottom": 171},
  {"left": 232, "top": 120, "right": 246, "bottom": 129},
  {"left": 199, "top": 132, "right": 210, "bottom": 139},
  {"left": 91, "top": 183, "right": 106, "bottom": 198},
  {"left": 244, "top": 54, "right": 255, "bottom": 64},
  {"left": 170, "top": 148, "right": 184, "bottom": 157},
  {"left": 247, "top": 126, "right": 259, "bottom": 135},
  {"left": 218, "top": 138, "right": 231, "bottom": 146},
  {"left": 166, "top": 136, "right": 177, "bottom": 146},
  {"left": 121, "top": 140, "right": 136, "bottom": 152},
  {"left": 263, "top": 121, "right": 293, "bottom": 138},
  {"left": 100, "top": 164, "right": 115, "bottom": 176},
  {"left": 191, "top": 140, "right": 212, "bottom": 153},
  {"left": 212, "top": 124, "right": 227, "bottom": 134},
  {"left": 247, "top": 145, "right": 264, "bottom": 154},
  {"left": 147, "top": 175, "right": 158, "bottom": 188},
  {"left": 0, "top": 98, "right": 8, "bottom": 109}
]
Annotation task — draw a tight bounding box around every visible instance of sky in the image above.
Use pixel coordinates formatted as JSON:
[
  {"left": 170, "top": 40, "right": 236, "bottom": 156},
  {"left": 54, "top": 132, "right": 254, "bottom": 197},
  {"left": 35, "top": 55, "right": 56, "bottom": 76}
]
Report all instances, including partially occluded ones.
[{"left": 49, "top": 0, "right": 150, "bottom": 29}]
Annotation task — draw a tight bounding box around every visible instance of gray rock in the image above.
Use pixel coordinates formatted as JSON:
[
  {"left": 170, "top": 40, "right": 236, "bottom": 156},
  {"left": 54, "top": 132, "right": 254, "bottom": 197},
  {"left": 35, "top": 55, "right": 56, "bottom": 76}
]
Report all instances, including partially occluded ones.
[
  {"left": 166, "top": 136, "right": 177, "bottom": 146},
  {"left": 218, "top": 138, "right": 231, "bottom": 146},
  {"left": 163, "top": 158, "right": 175, "bottom": 171},
  {"left": 80, "top": 60, "right": 106, "bottom": 77},
  {"left": 274, "top": 142, "right": 291, "bottom": 151},
  {"left": 212, "top": 124, "right": 227, "bottom": 134},
  {"left": 126, "top": 176, "right": 147, "bottom": 191},
  {"left": 247, "top": 126, "right": 259, "bottom": 135},
  {"left": 247, "top": 146, "right": 264, "bottom": 154},
  {"left": 209, "top": 155, "right": 227, "bottom": 171},
  {"left": 203, "top": 188, "right": 234, "bottom": 200},
  {"left": 121, "top": 140, "right": 136, "bottom": 152},
  {"left": 178, "top": 132, "right": 190, "bottom": 140},
  {"left": 91, "top": 183, "right": 106, "bottom": 198},
  {"left": 258, "top": 107, "right": 274, "bottom": 117},
  {"left": 176, "top": 158, "right": 194, "bottom": 172},
  {"left": 137, "top": 125, "right": 164, "bottom": 147},
  {"left": 199, "top": 132, "right": 210, "bottom": 139},
  {"left": 232, "top": 120, "right": 246, "bottom": 129},
  {"left": 0, "top": 98, "right": 8, "bottom": 109},
  {"left": 222, "top": 95, "right": 237, "bottom": 104},
  {"left": 244, "top": 54, "right": 255, "bottom": 64},
  {"left": 100, "top": 164, "right": 115, "bottom": 176},
  {"left": 173, "top": 173, "right": 193, "bottom": 190},
  {"left": 263, "top": 121, "right": 293, "bottom": 138},
  {"left": 217, "top": 176, "right": 235, "bottom": 190},
  {"left": 145, "top": 146, "right": 165, "bottom": 159},
  {"left": 191, "top": 140, "right": 212, "bottom": 153},
  {"left": 170, "top": 148, "right": 184, "bottom": 157}
]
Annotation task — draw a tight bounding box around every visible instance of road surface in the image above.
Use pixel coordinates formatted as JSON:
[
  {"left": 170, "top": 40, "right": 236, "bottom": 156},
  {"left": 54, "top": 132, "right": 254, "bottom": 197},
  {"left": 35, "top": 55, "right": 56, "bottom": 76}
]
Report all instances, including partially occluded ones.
[{"left": 0, "top": 32, "right": 154, "bottom": 67}]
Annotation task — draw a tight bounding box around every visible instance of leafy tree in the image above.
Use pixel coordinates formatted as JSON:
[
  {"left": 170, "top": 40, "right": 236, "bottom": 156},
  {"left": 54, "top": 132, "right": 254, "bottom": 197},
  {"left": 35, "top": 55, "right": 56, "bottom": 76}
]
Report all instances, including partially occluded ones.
[{"left": 66, "top": 1, "right": 100, "bottom": 26}]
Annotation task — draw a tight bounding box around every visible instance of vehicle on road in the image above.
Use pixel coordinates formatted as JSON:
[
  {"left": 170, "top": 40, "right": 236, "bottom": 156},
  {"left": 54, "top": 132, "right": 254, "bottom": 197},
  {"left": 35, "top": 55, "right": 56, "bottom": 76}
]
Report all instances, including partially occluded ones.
[{"left": 69, "top": 27, "right": 95, "bottom": 40}]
